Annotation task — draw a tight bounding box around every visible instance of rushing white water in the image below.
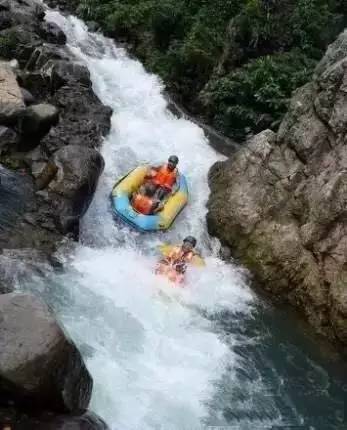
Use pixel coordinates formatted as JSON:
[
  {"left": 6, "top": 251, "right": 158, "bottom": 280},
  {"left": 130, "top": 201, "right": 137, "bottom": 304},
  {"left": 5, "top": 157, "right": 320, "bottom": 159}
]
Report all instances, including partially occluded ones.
[{"left": 40, "top": 10, "right": 293, "bottom": 430}]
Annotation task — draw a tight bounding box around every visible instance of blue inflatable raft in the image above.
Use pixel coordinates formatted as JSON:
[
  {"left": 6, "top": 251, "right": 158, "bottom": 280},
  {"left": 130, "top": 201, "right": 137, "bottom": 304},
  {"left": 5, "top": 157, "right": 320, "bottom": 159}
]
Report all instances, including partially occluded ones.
[{"left": 111, "top": 165, "right": 188, "bottom": 232}]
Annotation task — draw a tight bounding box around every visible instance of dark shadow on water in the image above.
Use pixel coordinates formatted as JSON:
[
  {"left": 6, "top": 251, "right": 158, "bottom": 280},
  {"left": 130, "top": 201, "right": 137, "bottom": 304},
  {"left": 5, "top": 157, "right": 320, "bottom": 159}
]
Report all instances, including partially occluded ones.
[{"left": 205, "top": 303, "right": 347, "bottom": 429}]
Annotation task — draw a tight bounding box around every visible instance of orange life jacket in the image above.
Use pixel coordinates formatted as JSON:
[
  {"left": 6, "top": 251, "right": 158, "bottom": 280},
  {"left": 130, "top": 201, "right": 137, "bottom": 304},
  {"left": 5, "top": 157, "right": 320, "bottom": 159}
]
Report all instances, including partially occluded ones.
[
  {"left": 132, "top": 194, "right": 154, "bottom": 215},
  {"left": 152, "top": 165, "right": 177, "bottom": 191}
]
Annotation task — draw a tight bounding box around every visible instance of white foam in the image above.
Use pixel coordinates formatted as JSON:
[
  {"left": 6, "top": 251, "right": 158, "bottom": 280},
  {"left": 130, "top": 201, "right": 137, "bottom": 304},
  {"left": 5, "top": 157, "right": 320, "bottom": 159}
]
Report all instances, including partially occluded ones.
[{"left": 45, "top": 10, "right": 256, "bottom": 429}]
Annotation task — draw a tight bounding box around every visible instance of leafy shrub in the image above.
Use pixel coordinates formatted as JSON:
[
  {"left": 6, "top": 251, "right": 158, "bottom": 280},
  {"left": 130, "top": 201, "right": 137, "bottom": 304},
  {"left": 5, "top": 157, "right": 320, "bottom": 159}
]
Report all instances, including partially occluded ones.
[
  {"left": 71, "top": 0, "right": 345, "bottom": 140},
  {"left": 0, "top": 31, "right": 18, "bottom": 59},
  {"left": 200, "top": 51, "right": 316, "bottom": 138}
]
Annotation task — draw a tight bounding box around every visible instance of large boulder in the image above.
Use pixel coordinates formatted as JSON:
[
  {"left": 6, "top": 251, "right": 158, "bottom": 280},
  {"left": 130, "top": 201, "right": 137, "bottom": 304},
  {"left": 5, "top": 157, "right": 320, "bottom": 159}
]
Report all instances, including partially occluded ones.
[
  {"left": 5, "top": 0, "right": 44, "bottom": 28},
  {"left": 0, "top": 165, "right": 34, "bottom": 247},
  {"left": 0, "top": 61, "right": 25, "bottom": 125},
  {"left": 0, "top": 293, "right": 92, "bottom": 411},
  {"left": 46, "top": 145, "right": 105, "bottom": 234},
  {"left": 0, "top": 25, "right": 42, "bottom": 65},
  {"left": 18, "top": 103, "right": 59, "bottom": 140},
  {"left": 0, "top": 249, "right": 56, "bottom": 295},
  {"left": 0, "top": 126, "right": 18, "bottom": 153},
  {"left": 21, "top": 87, "right": 36, "bottom": 106},
  {"left": 19, "top": 411, "right": 110, "bottom": 429},
  {"left": 50, "top": 60, "right": 92, "bottom": 90},
  {"left": 41, "top": 84, "right": 112, "bottom": 153},
  {"left": 207, "top": 30, "right": 347, "bottom": 348},
  {"left": 0, "top": 10, "right": 12, "bottom": 30},
  {"left": 39, "top": 21, "right": 66, "bottom": 45}
]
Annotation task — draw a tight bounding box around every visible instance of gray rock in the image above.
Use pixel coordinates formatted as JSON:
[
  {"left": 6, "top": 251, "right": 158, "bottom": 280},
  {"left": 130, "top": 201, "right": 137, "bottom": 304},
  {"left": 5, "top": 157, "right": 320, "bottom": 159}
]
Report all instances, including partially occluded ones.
[
  {"left": 20, "top": 87, "right": 36, "bottom": 106},
  {"left": 41, "top": 84, "right": 112, "bottom": 154},
  {"left": 207, "top": 29, "right": 347, "bottom": 348},
  {"left": 0, "top": 126, "right": 18, "bottom": 152},
  {"left": 17, "top": 71, "right": 51, "bottom": 101},
  {"left": 0, "top": 292, "right": 92, "bottom": 412},
  {"left": 0, "top": 10, "right": 11, "bottom": 30},
  {"left": 0, "top": 0, "right": 111, "bottom": 254},
  {"left": 0, "top": 0, "right": 10, "bottom": 11},
  {"left": 51, "top": 60, "right": 92, "bottom": 90},
  {"left": 0, "top": 249, "right": 54, "bottom": 295},
  {"left": 18, "top": 103, "right": 59, "bottom": 140},
  {"left": 48, "top": 145, "right": 105, "bottom": 234},
  {"left": 86, "top": 21, "right": 100, "bottom": 33},
  {"left": 0, "top": 25, "right": 42, "bottom": 66},
  {"left": 7, "top": 0, "right": 44, "bottom": 27},
  {"left": 25, "top": 44, "right": 71, "bottom": 72},
  {"left": 19, "top": 411, "right": 110, "bottom": 429},
  {"left": 39, "top": 21, "right": 66, "bottom": 45},
  {"left": 0, "top": 61, "right": 25, "bottom": 126}
]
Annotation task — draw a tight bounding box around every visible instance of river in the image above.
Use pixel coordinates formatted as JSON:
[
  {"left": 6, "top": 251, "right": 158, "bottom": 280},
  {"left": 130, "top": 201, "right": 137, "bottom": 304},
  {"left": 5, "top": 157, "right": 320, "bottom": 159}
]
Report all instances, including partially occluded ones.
[{"left": 22, "top": 8, "right": 347, "bottom": 430}]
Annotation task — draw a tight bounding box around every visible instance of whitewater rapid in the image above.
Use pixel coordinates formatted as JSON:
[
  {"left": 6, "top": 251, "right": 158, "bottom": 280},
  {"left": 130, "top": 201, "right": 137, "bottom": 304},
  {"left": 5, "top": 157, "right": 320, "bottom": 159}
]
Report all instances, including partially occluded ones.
[
  {"left": 34, "top": 8, "right": 347, "bottom": 430},
  {"left": 41, "top": 10, "right": 259, "bottom": 429}
]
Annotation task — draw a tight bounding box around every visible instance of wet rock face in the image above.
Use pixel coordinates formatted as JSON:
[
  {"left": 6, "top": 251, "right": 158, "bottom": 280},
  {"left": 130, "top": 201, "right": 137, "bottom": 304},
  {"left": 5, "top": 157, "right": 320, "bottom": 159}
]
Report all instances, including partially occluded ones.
[
  {"left": 48, "top": 144, "right": 105, "bottom": 234},
  {"left": 3, "top": 411, "right": 110, "bottom": 430},
  {"left": 18, "top": 103, "right": 60, "bottom": 142},
  {"left": 0, "top": 0, "right": 112, "bottom": 252},
  {"left": 207, "top": 30, "right": 347, "bottom": 348},
  {"left": 39, "top": 21, "right": 67, "bottom": 45},
  {"left": 0, "top": 293, "right": 92, "bottom": 411}
]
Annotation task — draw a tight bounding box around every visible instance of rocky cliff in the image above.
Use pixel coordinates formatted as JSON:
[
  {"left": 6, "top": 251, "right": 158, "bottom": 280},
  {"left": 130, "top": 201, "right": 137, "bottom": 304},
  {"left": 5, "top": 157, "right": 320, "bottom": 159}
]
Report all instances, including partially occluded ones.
[
  {"left": 0, "top": 0, "right": 111, "bottom": 255},
  {"left": 207, "top": 30, "right": 347, "bottom": 350}
]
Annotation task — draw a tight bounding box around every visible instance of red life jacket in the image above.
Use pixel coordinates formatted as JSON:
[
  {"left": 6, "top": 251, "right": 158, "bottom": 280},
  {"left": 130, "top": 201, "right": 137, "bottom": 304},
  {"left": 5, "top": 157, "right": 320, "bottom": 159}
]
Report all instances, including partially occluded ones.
[
  {"left": 167, "top": 247, "right": 194, "bottom": 265},
  {"left": 152, "top": 165, "right": 177, "bottom": 191},
  {"left": 132, "top": 194, "right": 154, "bottom": 215}
]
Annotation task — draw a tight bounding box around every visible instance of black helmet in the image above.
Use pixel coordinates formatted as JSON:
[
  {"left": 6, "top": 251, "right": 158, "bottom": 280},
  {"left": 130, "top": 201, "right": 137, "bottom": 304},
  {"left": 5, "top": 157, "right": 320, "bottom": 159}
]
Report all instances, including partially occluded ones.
[
  {"left": 183, "top": 236, "right": 197, "bottom": 248},
  {"left": 168, "top": 155, "right": 179, "bottom": 166}
]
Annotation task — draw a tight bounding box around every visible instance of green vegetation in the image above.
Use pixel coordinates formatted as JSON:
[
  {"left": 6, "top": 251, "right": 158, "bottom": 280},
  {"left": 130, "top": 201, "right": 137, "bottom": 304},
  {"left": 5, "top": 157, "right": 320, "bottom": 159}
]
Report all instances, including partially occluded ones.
[
  {"left": 0, "top": 30, "right": 19, "bottom": 59},
  {"left": 74, "top": 0, "right": 345, "bottom": 140}
]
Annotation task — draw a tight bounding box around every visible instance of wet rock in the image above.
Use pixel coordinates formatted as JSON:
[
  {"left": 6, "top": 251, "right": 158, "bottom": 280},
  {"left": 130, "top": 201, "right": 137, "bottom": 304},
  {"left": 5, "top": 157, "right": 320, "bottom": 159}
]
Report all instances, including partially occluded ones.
[
  {"left": 86, "top": 21, "right": 100, "bottom": 33},
  {"left": 0, "top": 61, "right": 25, "bottom": 126},
  {"left": 0, "top": 26, "right": 42, "bottom": 65},
  {"left": 20, "top": 87, "right": 36, "bottom": 106},
  {"left": 207, "top": 29, "right": 347, "bottom": 348},
  {"left": 0, "top": 292, "right": 92, "bottom": 412},
  {"left": 0, "top": 0, "right": 111, "bottom": 252},
  {"left": 26, "top": 44, "right": 71, "bottom": 72},
  {"left": 0, "top": 10, "right": 11, "bottom": 30},
  {"left": 0, "top": 0, "right": 10, "bottom": 11},
  {"left": 0, "top": 126, "right": 18, "bottom": 152},
  {"left": 18, "top": 103, "right": 59, "bottom": 140},
  {"left": 48, "top": 145, "right": 105, "bottom": 234},
  {"left": 19, "top": 411, "right": 110, "bottom": 430},
  {"left": 35, "top": 160, "right": 58, "bottom": 189},
  {"left": 8, "top": 0, "right": 45, "bottom": 26},
  {"left": 0, "top": 249, "right": 54, "bottom": 295},
  {"left": 41, "top": 84, "right": 112, "bottom": 153},
  {"left": 51, "top": 61, "right": 92, "bottom": 90},
  {"left": 39, "top": 21, "right": 66, "bottom": 45},
  {"left": 17, "top": 71, "right": 51, "bottom": 101}
]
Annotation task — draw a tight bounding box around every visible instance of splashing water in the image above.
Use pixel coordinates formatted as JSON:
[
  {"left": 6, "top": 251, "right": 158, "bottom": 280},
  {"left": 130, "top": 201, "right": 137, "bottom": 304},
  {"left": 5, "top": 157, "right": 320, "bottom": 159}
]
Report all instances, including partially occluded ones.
[{"left": 32, "top": 9, "right": 346, "bottom": 430}]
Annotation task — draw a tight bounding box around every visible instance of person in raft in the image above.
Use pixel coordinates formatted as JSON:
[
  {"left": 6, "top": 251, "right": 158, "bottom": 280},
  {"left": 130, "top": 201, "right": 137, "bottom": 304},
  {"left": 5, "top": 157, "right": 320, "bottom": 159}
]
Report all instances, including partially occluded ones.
[
  {"left": 132, "top": 183, "right": 164, "bottom": 215},
  {"left": 157, "top": 236, "right": 198, "bottom": 276},
  {"left": 146, "top": 155, "right": 179, "bottom": 200}
]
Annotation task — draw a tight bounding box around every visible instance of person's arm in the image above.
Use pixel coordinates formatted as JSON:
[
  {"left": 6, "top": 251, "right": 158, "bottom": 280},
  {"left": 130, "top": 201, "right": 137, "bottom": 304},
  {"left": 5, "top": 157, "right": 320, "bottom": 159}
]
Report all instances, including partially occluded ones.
[
  {"left": 171, "top": 171, "right": 180, "bottom": 194},
  {"left": 152, "top": 200, "right": 164, "bottom": 213},
  {"left": 145, "top": 165, "right": 160, "bottom": 180}
]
